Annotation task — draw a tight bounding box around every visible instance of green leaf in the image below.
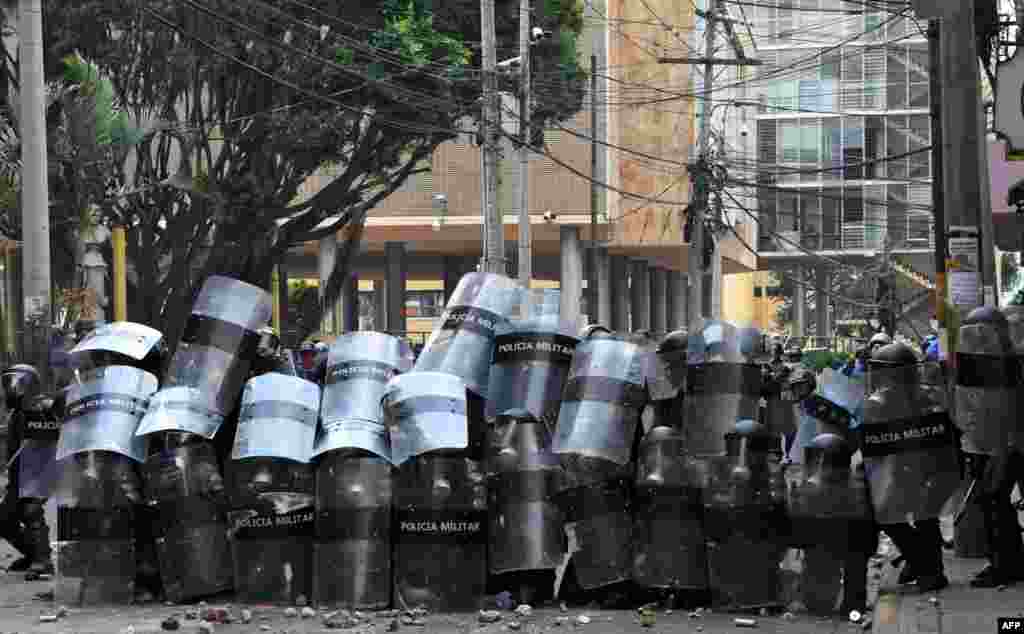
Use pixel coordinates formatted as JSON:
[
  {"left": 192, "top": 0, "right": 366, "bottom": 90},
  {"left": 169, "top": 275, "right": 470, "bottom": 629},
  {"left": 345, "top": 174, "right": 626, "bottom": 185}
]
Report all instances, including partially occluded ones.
[{"left": 335, "top": 47, "right": 354, "bottom": 65}]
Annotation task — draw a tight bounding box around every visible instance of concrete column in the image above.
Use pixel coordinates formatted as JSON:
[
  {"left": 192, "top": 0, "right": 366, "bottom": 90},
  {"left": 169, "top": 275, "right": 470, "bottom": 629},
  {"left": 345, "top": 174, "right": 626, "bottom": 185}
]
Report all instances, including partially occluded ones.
[
  {"left": 668, "top": 271, "right": 686, "bottom": 331},
  {"left": 318, "top": 235, "right": 338, "bottom": 335},
  {"left": 709, "top": 242, "right": 723, "bottom": 320},
  {"left": 385, "top": 242, "right": 407, "bottom": 335},
  {"left": 630, "top": 260, "right": 651, "bottom": 332},
  {"left": 559, "top": 227, "right": 584, "bottom": 328},
  {"left": 650, "top": 268, "right": 668, "bottom": 335},
  {"left": 339, "top": 272, "right": 359, "bottom": 332},
  {"left": 277, "top": 262, "right": 290, "bottom": 344},
  {"left": 815, "top": 266, "right": 831, "bottom": 342},
  {"left": 443, "top": 256, "right": 463, "bottom": 304},
  {"left": 594, "top": 248, "right": 612, "bottom": 327},
  {"left": 609, "top": 255, "right": 629, "bottom": 332},
  {"left": 792, "top": 267, "right": 806, "bottom": 337},
  {"left": 372, "top": 282, "right": 386, "bottom": 331}
]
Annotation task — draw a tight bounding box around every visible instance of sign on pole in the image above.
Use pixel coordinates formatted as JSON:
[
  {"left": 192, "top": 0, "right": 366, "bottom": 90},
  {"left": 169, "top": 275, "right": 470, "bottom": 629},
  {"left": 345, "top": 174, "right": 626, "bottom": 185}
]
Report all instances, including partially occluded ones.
[{"left": 948, "top": 225, "right": 981, "bottom": 310}]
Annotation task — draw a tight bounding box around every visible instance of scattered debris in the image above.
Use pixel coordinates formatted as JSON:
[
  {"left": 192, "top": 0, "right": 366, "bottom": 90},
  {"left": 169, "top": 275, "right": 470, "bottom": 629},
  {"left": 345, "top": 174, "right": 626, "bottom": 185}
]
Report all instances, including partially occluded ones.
[
  {"left": 479, "top": 610, "right": 502, "bottom": 624},
  {"left": 300, "top": 606, "right": 316, "bottom": 619},
  {"left": 185, "top": 609, "right": 199, "bottom": 620},
  {"left": 508, "top": 620, "right": 522, "bottom": 630},
  {"left": 161, "top": 616, "right": 181, "bottom": 631},
  {"left": 284, "top": 607, "right": 299, "bottom": 618},
  {"left": 197, "top": 622, "right": 214, "bottom": 634},
  {"left": 782, "top": 612, "right": 795, "bottom": 621},
  {"left": 553, "top": 616, "right": 570, "bottom": 627},
  {"left": 56, "top": 605, "right": 68, "bottom": 618},
  {"left": 259, "top": 625, "right": 271, "bottom": 632},
  {"left": 39, "top": 614, "right": 58, "bottom": 623},
  {"left": 240, "top": 609, "right": 253, "bottom": 624},
  {"left": 559, "top": 602, "right": 568, "bottom": 613},
  {"left": 34, "top": 590, "right": 54, "bottom": 601},
  {"left": 759, "top": 608, "right": 769, "bottom": 617},
  {"left": 379, "top": 609, "right": 401, "bottom": 618},
  {"left": 639, "top": 606, "right": 656, "bottom": 627},
  {"left": 120, "top": 626, "right": 136, "bottom": 634},
  {"left": 928, "top": 596, "right": 939, "bottom": 606},
  {"left": 515, "top": 604, "right": 533, "bottom": 618},
  {"left": 849, "top": 610, "right": 863, "bottom": 624},
  {"left": 574, "top": 615, "right": 591, "bottom": 626},
  {"left": 733, "top": 617, "right": 758, "bottom": 628},
  {"left": 387, "top": 619, "right": 400, "bottom": 632},
  {"left": 296, "top": 595, "right": 309, "bottom": 607},
  {"left": 999, "top": 585, "right": 1008, "bottom": 592}
]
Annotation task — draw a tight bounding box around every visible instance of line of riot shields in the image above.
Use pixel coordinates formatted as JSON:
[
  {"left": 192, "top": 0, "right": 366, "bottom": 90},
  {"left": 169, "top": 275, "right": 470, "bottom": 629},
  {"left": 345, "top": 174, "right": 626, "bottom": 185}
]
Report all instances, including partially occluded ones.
[{"left": 3, "top": 270, "right": 997, "bottom": 616}]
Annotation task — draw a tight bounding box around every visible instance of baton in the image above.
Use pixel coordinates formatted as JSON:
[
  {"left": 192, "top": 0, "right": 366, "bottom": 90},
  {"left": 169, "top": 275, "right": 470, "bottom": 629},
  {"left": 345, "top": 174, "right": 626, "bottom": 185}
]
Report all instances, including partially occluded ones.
[{"left": 953, "top": 477, "right": 978, "bottom": 527}]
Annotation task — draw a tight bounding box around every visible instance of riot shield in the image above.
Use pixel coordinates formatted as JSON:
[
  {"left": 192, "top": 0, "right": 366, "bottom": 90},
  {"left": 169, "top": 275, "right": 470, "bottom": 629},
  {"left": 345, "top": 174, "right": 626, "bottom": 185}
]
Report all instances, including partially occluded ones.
[
  {"left": 393, "top": 455, "right": 488, "bottom": 612},
  {"left": 226, "top": 373, "right": 319, "bottom": 603},
  {"left": 486, "top": 289, "right": 579, "bottom": 426},
  {"left": 486, "top": 410, "right": 565, "bottom": 590},
  {"left": 413, "top": 272, "right": 521, "bottom": 399},
  {"left": 385, "top": 372, "right": 480, "bottom": 465},
  {"left": 16, "top": 392, "right": 63, "bottom": 499},
  {"left": 57, "top": 366, "right": 156, "bottom": 463},
  {"left": 683, "top": 320, "right": 762, "bottom": 470},
  {"left": 53, "top": 450, "right": 143, "bottom": 605},
  {"left": 552, "top": 336, "right": 646, "bottom": 466},
  {"left": 860, "top": 362, "right": 960, "bottom": 525},
  {"left": 69, "top": 322, "right": 165, "bottom": 378},
  {"left": 790, "top": 369, "right": 864, "bottom": 465},
  {"left": 632, "top": 425, "right": 708, "bottom": 591},
  {"left": 142, "top": 436, "right": 233, "bottom": 602},
  {"left": 762, "top": 363, "right": 815, "bottom": 436},
  {"left": 314, "top": 332, "right": 413, "bottom": 460},
  {"left": 137, "top": 276, "right": 272, "bottom": 438},
  {"left": 788, "top": 433, "right": 869, "bottom": 524},
  {"left": 227, "top": 459, "right": 315, "bottom": 604},
  {"left": 1003, "top": 305, "right": 1024, "bottom": 448},
  {"left": 313, "top": 450, "right": 392, "bottom": 609},
  {"left": 954, "top": 315, "right": 1019, "bottom": 454},
  {"left": 703, "top": 423, "right": 788, "bottom": 610}
]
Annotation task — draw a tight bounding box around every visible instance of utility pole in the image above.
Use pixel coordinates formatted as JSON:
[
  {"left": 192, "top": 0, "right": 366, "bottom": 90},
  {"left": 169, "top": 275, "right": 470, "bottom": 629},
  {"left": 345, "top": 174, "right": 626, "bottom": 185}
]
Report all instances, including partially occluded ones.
[
  {"left": 480, "top": 0, "right": 505, "bottom": 275},
  {"left": 517, "top": 0, "right": 531, "bottom": 287},
  {"left": 19, "top": 0, "right": 51, "bottom": 384},
  {"left": 928, "top": 19, "right": 947, "bottom": 343},
  {"left": 659, "top": 0, "right": 759, "bottom": 329},
  {"left": 589, "top": 53, "right": 599, "bottom": 320}
]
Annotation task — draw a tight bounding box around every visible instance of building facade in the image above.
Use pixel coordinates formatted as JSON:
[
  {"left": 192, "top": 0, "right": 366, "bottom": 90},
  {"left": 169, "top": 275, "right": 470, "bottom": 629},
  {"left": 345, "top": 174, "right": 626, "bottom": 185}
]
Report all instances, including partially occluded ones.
[{"left": 749, "top": 0, "right": 935, "bottom": 336}]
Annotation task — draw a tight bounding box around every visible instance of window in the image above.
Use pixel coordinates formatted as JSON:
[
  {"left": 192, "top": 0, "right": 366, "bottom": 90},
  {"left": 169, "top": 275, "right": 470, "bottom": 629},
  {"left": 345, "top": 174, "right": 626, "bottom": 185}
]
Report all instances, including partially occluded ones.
[
  {"left": 780, "top": 122, "right": 800, "bottom": 163},
  {"left": 800, "top": 120, "right": 819, "bottom": 164},
  {"left": 886, "top": 116, "right": 909, "bottom": 179},
  {"left": 864, "top": 12, "right": 884, "bottom": 42},
  {"left": 822, "top": 120, "right": 842, "bottom": 180},
  {"left": 844, "top": 186, "right": 864, "bottom": 223},
  {"left": 843, "top": 119, "right": 865, "bottom": 179},
  {"left": 908, "top": 44, "right": 929, "bottom": 108},
  {"left": 886, "top": 45, "right": 908, "bottom": 109},
  {"left": 908, "top": 114, "right": 930, "bottom": 178},
  {"left": 864, "top": 48, "right": 885, "bottom": 110},
  {"left": 887, "top": 184, "right": 908, "bottom": 245},
  {"left": 865, "top": 117, "right": 885, "bottom": 179},
  {"left": 821, "top": 187, "right": 842, "bottom": 249}
]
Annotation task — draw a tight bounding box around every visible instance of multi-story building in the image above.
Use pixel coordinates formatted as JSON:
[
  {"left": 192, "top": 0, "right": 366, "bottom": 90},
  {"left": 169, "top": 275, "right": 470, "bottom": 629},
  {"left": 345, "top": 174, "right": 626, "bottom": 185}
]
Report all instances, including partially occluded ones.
[
  {"left": 282, "top": 0, "right": 760, "bottom": 344},
  {"left": 748, "top": 1, "right": 936, "bottom": 337}
]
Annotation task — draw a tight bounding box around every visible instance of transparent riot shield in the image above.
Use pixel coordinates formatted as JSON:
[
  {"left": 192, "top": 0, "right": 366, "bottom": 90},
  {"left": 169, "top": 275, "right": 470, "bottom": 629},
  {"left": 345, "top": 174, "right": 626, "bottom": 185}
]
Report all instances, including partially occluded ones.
[
  {"left": 392, "top": 454, "right": 488, "bottom": 612},
  {"left": 226, "top": 373, "right": 319, "bottom": 603},
  {"left": 954, "top": 318, "right": 1019, "bottom": 454},
  {"left": 552, "top": 336, "right": 646, "bottom": 466},
  {"left": 313, "top": 450, "right": 392, "bottom": 609},
  {"left": 141, "top": 435, "right": 233, "bottom": 603},
  {"left": 762, "top": 363, "right": 815, "bottom": 436},
  {"left": 314, "top": 332, "right": 412, "bottom": 460},
  {"left": 684, "top": 320, "right": 762, "bottom": 472},
  {"left": 227, "top": 459, "right": 315, "bottom": 604},
  {"left": 70, "top": 322, "right": 165, "bottom": 378},
  {"left": 703, "top": 424, "right": 788, "bottom": 610},
  {"left": 384, "top": 371, "right": 488, "bottom": 610},
  {"left": 1003, "top": 305, "right": 1024, "bottom": 448},
  {"left": 54, "top": 451, "right": 143, "bottom": 605},
  {"left": 15, "top": 392, "right": 62, "bottom": 499},
  {"left": 791, "top": 369, "right": 864, "bottom": 465},
  {"left": 413, "top": 272, "right": 521, "bottom": 399},
  {"left": 486, "top": 410, "right": 565, "bottom": 599},
  {"left": 632, "top": 426, "right": 708, "bottom": 591},
  {"left": 137, "top": 276, "right": 272, "bottom": 438},
  {"left": 551, "top": 335, "right": 645, "bottom": 591},
  {"left": 384, "top": 372, "right": 479, "bottom": 466},
  {"left": 860, "top": 362, "right": 960, "bottom": 525},
  {"left": 486, "top": 289, "right": 579, "bottom": 426}
]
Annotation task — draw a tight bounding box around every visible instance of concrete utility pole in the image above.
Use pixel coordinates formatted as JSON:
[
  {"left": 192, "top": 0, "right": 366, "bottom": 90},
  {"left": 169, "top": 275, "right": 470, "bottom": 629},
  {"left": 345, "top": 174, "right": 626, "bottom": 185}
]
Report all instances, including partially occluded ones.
[
  {"left": 516, "top": 0, "right": 532, "bottom": 287},
  {"left": 589, "top": 53, "right": 600, "bottom": 320},
  {"left": 480, "top": 0, "right": 506, "bottom": 274},
  {"left": 19, "top": 0, "right": 51, "bottom": 382},
  {"left": 659, "top": 0, "right": 759, "bottom": 328}
]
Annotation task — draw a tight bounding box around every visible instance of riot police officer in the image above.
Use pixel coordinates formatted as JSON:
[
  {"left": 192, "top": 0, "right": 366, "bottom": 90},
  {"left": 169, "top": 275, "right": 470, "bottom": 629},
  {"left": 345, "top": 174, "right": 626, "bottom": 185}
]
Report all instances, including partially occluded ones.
[{"left": 862, "top": 342, "right": 953, "bottom": 593}]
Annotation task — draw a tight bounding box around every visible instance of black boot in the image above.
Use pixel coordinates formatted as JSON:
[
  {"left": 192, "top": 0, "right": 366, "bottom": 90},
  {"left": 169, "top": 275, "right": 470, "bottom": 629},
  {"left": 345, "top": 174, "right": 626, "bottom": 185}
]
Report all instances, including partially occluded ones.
[{"left": 19, "top": 499, "right": 52, "bottom": 576}]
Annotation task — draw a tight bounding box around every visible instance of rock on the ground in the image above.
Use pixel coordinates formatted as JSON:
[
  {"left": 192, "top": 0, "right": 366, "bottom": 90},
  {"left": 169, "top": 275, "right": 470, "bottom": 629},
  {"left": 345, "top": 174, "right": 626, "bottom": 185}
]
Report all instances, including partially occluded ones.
[
  {"left": 39, "top": 615, "right": 57, "bottom": 623},
  {"left": 575, "top": 615, "right": 591, "bottom": 625},
  {"left": 240, "top": 609, "right": 253, "bottom": 624},
  {"left": 508, "top": 620, "right": 522, "bottom": 630},
  {"left": 301, "top": 606, "right": 317, "bottom": 619},
  {"left": 296, "top": 594, "right": 308, "bottom": 607},
  {"left": 197, "top": 622, "right": 214, "bottom": 634},
  {"left": 284, "top": 607, "right": 299, "bottom": 618},
  {"left": 56, "top": 605, "right": 68, "bottom": 618},
  {"left": 514, "top": 605, "right": 533, "bottom": 618},
  {"left": 479, "top": 610, "right": 502, "bottom": 624},
  {"left": 161, "top": 616, "right": 181, "bottom": 631}
]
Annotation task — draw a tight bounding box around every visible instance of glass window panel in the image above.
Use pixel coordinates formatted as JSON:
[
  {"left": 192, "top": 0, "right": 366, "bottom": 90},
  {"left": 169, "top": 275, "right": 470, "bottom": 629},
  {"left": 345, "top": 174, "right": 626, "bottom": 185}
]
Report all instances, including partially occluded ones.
[
  {"left": 865, "top": 117, "right": 885, "bottom": 179},
  {"left": 801, "top": 120, "right": 820, "bottom": 163},
  {"left": 822, "top": 188, "right": 842, "bottom": 249},
  {"left": 844, "top": 187, "right": 864, "bottom": 222},
  {"left": 822, "top": 120, "right": 843, "bottom": 181},
  {"left": 886, "top": 184, "right": 908, "bottom": 246},
  {"left": 781, "top": 122, "right": 800, "bottom": 162},
  {"left": 844, "top": 47, "right": 863, "bottom": 79},
  {"left": 909, "top": 83, "right": 929, "bottom": 108},
  {"left": 886, "top": 116, "right": 909, "bottom": 179},
  {"left": 799, "top": 79, "right": 821, "bottom": 112},
  {"left": 864, "top": 13, "right": 884, "bottom": 41},
  {"left": 908, "top": 115, "right": 930, "bottom": 178},
  {"left": 779, "top": 192, "right": 799, "bottom": 231},
  {"left": 821, "top": 51, "right": 841, "bottom": 80},
  {"left": 908, "top": 44, "right": 928, "bottom": 83},
  {"left": 887, "top": 45, "right": 908, "bottom": 109},
  {"left": 819, "top": 79, "right": 838, "bottom": 112}
]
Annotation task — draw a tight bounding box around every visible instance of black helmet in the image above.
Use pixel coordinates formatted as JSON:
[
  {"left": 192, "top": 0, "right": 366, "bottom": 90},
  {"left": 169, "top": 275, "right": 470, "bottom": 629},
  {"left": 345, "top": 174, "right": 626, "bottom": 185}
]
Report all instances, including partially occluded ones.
[
  {"left": 868, "top": 332, "right": 891, "bottom": 350},
  {"left": 963, "top": 305, "right": 1009, "bottom": 329},
  {"left": 657, "top": 329, "right": 688, "bottom": 354},
  {"left": 869, "top": 341, "right": 919, "bottom": 367},
  {"left": 1, "top": 364, "right": 40, "bottom": 410},
  {"left": 580, "top": 324, "right": 612, "bottom": 340},
  {"left": 257, "top": 326, "right": 281, "bottom": 358}
]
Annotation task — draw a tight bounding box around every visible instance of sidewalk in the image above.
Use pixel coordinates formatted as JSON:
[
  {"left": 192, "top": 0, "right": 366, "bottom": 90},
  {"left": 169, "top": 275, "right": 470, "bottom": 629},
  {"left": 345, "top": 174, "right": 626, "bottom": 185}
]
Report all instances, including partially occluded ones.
[{"left": 872, "top": 523, "right": 1024, "bottom": 634}]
